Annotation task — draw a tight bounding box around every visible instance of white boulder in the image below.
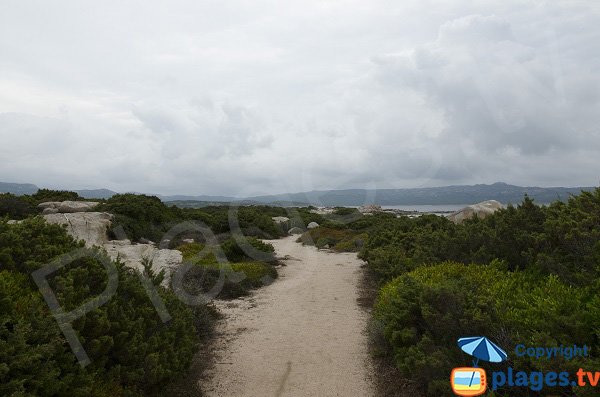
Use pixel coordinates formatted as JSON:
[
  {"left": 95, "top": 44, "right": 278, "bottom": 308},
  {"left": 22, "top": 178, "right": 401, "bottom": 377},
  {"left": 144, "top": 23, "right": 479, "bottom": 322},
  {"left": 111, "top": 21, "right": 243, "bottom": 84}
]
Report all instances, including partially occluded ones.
[
  {"left": 103, "top": 241, "right": 182, "bottom": 286},
  {"left": 38, "top": 200, "right": 99, "bottom": 213},
  {"left": 358, "top": 205, "right": 382, "bottom": 214},
  {"left": 272, "top": 216, "right": 290, "bottom": 224},
  {"left": 43, "top": 212, "right": 113, "bottom": 247},
  {"left": 307, "top": 222, "right": 319, "bottom": 229},
  {"left": 41, "top": 211, "right": 183, "bottom": 287},
  {"left": 58, "top": 201, "right": 99, "bottom": 213},
  {"left": 447, "top": 200, "right": 504, "bottom": 224},
  {"left": 38, "top": 201, "right": 62, "bottom": 209}
]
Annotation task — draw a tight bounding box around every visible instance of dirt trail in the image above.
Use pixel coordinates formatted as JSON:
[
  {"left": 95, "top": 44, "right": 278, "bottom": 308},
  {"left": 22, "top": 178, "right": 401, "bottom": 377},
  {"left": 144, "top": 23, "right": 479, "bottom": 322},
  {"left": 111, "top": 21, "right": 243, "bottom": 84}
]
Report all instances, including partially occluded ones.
[{"left": 202, "top": 235, "right": 375, "bottom": 397}]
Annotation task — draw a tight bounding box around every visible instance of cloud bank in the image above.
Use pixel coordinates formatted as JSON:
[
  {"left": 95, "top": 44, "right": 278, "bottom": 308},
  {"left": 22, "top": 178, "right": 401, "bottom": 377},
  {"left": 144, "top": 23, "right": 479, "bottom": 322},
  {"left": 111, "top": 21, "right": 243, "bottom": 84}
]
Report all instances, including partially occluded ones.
[{"left": 1, "top": 1, "right": 599, "bottom": 195}]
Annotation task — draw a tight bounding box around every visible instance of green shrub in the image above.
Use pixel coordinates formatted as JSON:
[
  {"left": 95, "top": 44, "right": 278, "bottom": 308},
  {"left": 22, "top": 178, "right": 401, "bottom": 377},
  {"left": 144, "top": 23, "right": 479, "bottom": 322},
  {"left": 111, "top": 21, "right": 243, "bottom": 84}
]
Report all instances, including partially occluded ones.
[
  {"left": 31, "top": 188, "right": 82, "bottom": 204},
  {"left": 298, "top": 227, "right": 362, "bottom": 252},
  {"left": 231, "top": 262, "right": 277, "bottom": 287},
  {"left": 0, "top": 193, "right": 38, "bottom": 219},
  {"left": 0, "top": 217, "right": 206, "bottom": 396},
  {"left": 220, "top": 237, "right": 275, "bottom": 263},
  {"left": 176, "top": 239, "right": 278, "bottom": 298},
  {"left": 374, "top": 262, "right": 599, "bottom": 397},
  {"left": 333, "top": 207, "right": 359, "bottom": 216},
  {"left": 98, "top": 194, "right": 179, "bottom": 243}
]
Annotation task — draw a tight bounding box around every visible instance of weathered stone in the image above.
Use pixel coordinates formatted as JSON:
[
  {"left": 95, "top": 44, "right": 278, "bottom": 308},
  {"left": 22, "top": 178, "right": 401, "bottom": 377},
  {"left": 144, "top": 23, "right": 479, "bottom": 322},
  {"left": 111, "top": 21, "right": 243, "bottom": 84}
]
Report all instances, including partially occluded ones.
[
  {"left": 272, "top": 216, "right": 290, "bottom": 224},
  {"left": 447, "top": 200, "right": 504, "bottom": 224},
  {"left": 103, "top": 242, "right": 182, "bottom": 286},
  {"left": 307, "top": 222, "right": 319, "bottom": 229},
  {"left": 358, "top": 205, "right": 382, "bottom": 214},
  {"left": 38, "top": 200, "right": 99, "bottom": 212},
  {"left": 38, "top": 201, "right": 62, "bottom": 209},
  {"left": 57, "top": 201, "right": 99, "bottom": 213},
  {"left": 288, "top": 227, "right": 304, "bottom": 235},
  {"left": 43, "top": 212, "right": 112, "bottom": 247},
  {"left": 42, "top": 207, "right": 59, "bottom": 214}
]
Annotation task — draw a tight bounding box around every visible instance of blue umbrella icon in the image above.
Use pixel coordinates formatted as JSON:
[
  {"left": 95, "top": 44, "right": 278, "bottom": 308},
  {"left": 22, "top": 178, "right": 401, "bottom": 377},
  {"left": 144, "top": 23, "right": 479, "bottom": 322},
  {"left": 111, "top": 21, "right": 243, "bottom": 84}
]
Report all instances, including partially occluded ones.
[
  {"left": 457, "top": 336, "right": 507, "bottom": 388},
  {"left": 458, "top": 336, "right": 508, "bottom": 367}
]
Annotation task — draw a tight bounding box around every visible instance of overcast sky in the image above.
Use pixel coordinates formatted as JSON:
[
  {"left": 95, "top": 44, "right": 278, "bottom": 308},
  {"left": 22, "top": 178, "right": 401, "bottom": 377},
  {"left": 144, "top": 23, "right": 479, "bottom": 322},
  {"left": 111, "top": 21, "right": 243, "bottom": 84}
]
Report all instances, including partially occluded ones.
[{"left": 1, "top": 1, "right": 599, "bottom": 196}]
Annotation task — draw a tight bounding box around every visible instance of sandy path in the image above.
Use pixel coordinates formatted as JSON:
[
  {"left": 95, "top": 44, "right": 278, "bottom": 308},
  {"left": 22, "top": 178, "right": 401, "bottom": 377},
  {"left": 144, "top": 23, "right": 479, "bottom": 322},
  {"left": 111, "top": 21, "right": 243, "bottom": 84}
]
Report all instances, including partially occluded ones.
[{"left": 202, "top": 235, "right": 374, "bottom": 397}]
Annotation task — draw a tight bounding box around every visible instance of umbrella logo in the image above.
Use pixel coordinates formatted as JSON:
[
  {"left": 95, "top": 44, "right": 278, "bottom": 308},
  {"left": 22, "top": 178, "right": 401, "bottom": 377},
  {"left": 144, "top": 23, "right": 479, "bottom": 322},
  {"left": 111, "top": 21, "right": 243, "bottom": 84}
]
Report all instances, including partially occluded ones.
[{"left": 450, "top": 336, "right": 508, "bottom": 396}]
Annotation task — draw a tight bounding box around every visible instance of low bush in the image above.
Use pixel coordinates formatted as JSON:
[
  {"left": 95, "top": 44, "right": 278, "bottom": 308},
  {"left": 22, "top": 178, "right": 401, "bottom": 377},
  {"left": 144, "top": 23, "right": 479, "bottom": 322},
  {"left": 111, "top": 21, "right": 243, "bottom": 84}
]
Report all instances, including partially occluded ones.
[
  {"left": 30, "top": 188, "right": 82, "bottom": 204},
  {"left": 176, "top": 239, "right": 278, "bottom": 298},
  {"left": 374, "top": 261, "right": 600, "bottom": 397},
  {"left": 298, "top": 227, "right": 363, "bottom": 252},
  {"left": 0, "top": 193, "right": 38, "bottom": 219},
  {"left": 220, "top": 237, "right": 275, "bottom": 263},
  {"left": 231, "top": 261, "right": 278, "bottom": 287},
  {"left": 0, "top": 217, "right": 210, "bottom": 396}
]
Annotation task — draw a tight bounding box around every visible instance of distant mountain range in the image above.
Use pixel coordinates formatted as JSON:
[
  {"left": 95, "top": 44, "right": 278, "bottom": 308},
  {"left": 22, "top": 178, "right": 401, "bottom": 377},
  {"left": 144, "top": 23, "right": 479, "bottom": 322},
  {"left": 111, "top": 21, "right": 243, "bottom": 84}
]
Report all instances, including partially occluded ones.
[
  {"left": 0, "top": 181, "right": 595, "bottom": 206},
  {"left": 242, "top": 182, "right": 595, "bottom": 206}
]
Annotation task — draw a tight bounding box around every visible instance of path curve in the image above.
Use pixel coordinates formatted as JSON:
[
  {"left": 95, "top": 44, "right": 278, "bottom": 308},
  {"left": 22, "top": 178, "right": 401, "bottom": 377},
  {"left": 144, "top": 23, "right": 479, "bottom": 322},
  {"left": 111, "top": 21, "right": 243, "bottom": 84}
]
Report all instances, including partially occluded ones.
[{"left": 203, "top": 235, "right": 374, "bottom": 396}]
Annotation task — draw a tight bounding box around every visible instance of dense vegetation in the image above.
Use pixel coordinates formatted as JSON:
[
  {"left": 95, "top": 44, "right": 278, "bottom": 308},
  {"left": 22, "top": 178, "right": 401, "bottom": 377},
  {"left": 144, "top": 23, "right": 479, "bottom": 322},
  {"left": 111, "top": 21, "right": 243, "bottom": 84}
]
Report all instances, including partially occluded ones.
[
  {"left": 176, "top": 240, "right": 277, "bottom": 299},
  {"left": 4, "top": 186, "right": 599, "bottom": 396},
  {"left": 0, "top": 189, "right": 293, "bottom": 397},
  {"left": 0, "top": 189, "right": 88, "bottom": 220},
  {"left": 97, "top": 194, "right": 287, "bottom": 244},
  {"left": 362, "top": 191, "right": 600, "bottom": 396},
  {"left": 0, "top": 218, "right": 214, "bottom": 396}
]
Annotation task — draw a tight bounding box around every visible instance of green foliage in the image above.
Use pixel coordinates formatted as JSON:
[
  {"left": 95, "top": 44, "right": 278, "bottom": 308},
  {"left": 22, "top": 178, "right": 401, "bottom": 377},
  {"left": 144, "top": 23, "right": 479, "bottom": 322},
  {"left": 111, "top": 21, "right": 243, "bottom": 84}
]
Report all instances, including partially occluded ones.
[
  {"left": 298, "top": 227, "right": 364, "bottom": 252},
  {"left": 99, "top": 195, "right": 286, "bottom": 243},
  {"left": 362, "top": 190, "right": 600, "bottom": 284},
  {"left": 332, "top": 207, "right": 358, "bottom": 216},
  {"left": 176, "top": 239, "right": 278, "bottom": 298},
  {"left": 30, "top": 189, "right": 82, "bottom": 204},
  {"left": 230, "top": 262, "right": 277, "bottom": 287},
  {"left": 366, "top": 189, "right": 600, "bottom": 397},
  {"left": 0, "top": 270, "right": 104, "bottom": 396},
  {"left": 0, "top": 193, "right": 38, "bottom": 219},
  {"left": 98, "top": 194, "right": 180, "bottom": 243},
  {"left": 375, "top": 262, "right": 599, "bottom": 397},
  {"left": 220, "top": 237, "right": 275, "bottom": 262},
  {"left": 0, "top": 217, "right": 209, "bottom": 396},
  {"left": 0, "top": 217, "right": 82, "bottom": 273}
]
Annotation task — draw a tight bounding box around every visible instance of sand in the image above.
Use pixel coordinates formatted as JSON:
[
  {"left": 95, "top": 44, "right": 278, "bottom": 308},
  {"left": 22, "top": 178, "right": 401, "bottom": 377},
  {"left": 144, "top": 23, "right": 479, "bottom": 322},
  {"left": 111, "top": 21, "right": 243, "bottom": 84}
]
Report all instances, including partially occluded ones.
[{"left": 201, "top": 235, "right": 375, "bottom": 397}]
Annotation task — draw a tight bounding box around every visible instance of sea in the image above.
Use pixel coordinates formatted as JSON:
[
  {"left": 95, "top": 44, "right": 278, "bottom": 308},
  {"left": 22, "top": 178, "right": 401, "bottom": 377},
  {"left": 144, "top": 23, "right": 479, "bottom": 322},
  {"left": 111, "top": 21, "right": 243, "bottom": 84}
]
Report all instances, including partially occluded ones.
[{"left": 381, "top": 204, "right": 470, "bottom": 214}]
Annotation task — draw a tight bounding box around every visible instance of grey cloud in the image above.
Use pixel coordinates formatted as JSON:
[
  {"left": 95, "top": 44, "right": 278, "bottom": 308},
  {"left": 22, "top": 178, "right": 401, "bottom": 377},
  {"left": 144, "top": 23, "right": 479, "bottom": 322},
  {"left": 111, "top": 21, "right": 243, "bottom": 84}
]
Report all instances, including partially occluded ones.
[{"left": 1, "top": 1, "right": 599, "bottom": 195}]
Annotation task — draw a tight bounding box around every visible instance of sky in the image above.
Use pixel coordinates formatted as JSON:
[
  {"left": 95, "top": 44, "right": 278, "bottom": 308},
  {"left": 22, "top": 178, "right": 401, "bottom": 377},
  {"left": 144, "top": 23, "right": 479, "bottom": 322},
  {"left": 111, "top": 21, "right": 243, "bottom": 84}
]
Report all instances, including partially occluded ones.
[{"left": 1, "top": 0, "right": 599, "bottom": 196}]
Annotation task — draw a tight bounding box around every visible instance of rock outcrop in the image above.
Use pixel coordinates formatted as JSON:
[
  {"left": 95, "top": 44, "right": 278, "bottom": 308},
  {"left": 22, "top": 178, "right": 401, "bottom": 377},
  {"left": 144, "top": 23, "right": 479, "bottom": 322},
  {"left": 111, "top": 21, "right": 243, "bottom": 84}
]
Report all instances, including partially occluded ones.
[
  {"left": 288, "top": 227, "right": 304, "bottom": 235},
  {"left": 447, "top": 200, "right": 504, "bottom": 224},
  {"left": 307, "top": 222, "right": 319, "bottom": 229},
  {"left": 272, "top": 216, "right": 291, "bottom": 234},
  {"left": 272, "top": 216, "right": 290, "bottom": 224},
  {"left": 39, "top": 201, "right": 99, "bottom": 213},
  {"left": 43, "top": 212, "right": 113, "bottom": 247},
  {"left": 309, "top": 207, "right": 335, "bottom": 215},
  {"left": 40, "top": 201, "right": 184, "bottom": 287},
  {"left": 358, "top": 205, "right": 382, "bottom": 214},
  {"left": 103, "top": 241, "right": 182, "bottom": 286}
]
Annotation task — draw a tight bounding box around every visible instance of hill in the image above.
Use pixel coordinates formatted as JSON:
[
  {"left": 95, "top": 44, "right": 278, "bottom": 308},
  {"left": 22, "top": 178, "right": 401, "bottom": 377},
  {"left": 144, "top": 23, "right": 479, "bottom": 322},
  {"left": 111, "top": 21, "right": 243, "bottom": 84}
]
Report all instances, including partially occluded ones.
[
  {"left": 0, "top": 182, "right": 39, "bottom": 195},
  {"left": 244, "top": 182, "right": 595, "bottom": 205},
  {"left": 1, "top": 181, "right": 595, "bottom": 206}
]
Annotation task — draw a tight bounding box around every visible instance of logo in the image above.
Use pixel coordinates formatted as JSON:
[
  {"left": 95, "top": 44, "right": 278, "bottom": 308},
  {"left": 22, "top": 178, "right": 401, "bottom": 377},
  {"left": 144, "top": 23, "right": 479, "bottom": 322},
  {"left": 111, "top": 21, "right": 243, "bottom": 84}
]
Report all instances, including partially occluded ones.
[
  {"left": 451, "top": 367, "right": 487, "bottom": 396},
  {"left": 451, "top": 336, "right": 508, "bottom": 396},
  {"left": 452, "top": 337, "right": 598, "bottom": 394}
]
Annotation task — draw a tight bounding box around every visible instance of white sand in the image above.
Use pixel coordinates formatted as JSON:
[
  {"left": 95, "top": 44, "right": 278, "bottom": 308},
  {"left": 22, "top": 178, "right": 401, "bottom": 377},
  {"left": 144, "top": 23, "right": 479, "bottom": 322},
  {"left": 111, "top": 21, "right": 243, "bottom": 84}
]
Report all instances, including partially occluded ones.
[{"left": 202, "top": 235, "right": 375, "bottom": 396}]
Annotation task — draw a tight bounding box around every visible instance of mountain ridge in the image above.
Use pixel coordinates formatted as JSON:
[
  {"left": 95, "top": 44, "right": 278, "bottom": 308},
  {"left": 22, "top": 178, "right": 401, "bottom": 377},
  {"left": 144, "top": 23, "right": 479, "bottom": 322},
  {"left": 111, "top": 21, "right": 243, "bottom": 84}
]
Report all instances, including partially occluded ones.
[{"left": 1, "top": 181, "right": 595, "bottom": 206}]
